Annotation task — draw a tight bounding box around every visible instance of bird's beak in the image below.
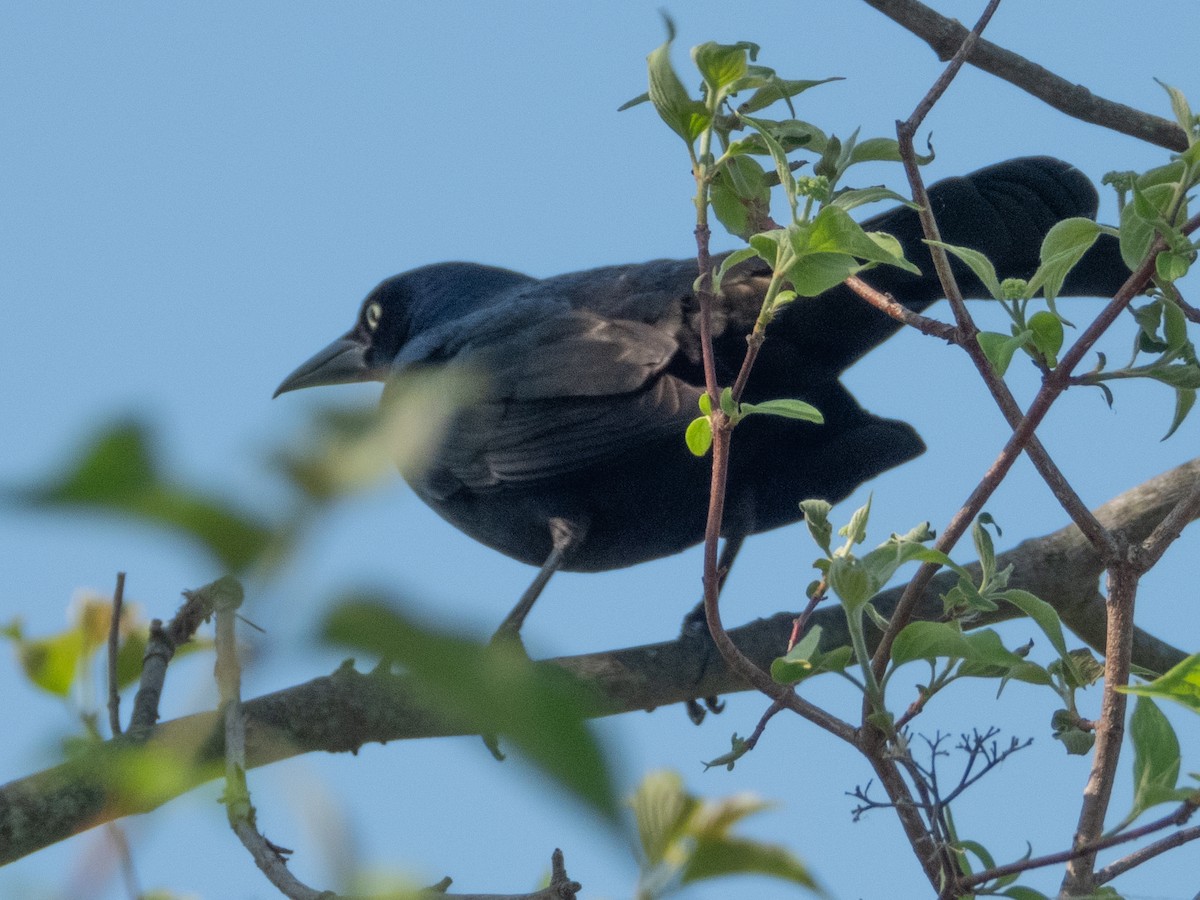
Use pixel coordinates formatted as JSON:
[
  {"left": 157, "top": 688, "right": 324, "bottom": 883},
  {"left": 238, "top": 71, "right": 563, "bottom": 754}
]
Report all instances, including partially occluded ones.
[{"left": 273, "top": 335, "right": 374, "bottom": 398}]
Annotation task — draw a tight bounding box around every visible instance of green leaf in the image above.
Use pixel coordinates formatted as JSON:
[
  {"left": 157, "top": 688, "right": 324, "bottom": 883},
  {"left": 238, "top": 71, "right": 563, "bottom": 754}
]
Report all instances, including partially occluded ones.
[
  {"left": 685, "top": 417, "right": 714, "bottom": 456},
  {"left": 1162, "top": 299, "right": 1190, "bottom": 351},
  {"left": 892, "top": 621, "right": 971, "bottom": 665},
  {"left": 682, "top": 836, "right": 816, "bottom": 889},
  {"left": 1156, "top": 78, "right": 1197, "bottom": 137},
  {"left": 847, "top": 136, "right": 903, "bottom": 164},
  {"left": 771, "top": 627, "right": 853, "bottom": 685},
  {"left": 323, "top": 598, "right": 619, "bottom": 822},
  {"left": 749, "top": 228, "right": 792, "bottom": 270},
  {"left": 1028, "top": 218, "right": 1102, "bottom": 302},
  {"left": 21, "top": 421, "right": 273, "bottom": 573},
  {"left": 1147, "top": 364, "right": 1200, "bottom": 390},
  {"left": 1128, "top": 697, "right": 1185, "bottom": 819},
  {"left": 1164, "top": 387, "right": 1196, "bottom": 440},
  {"left": 840, "top": 496, "right": 872, "bottom": 546},
  {"left": 1120, "top": 183, "right": 1175, "bottom": 269},
  {"left": 925, "top": 240, "right": 1003, "bottom": 300},
  {"left": 737, "top": 76, "right": 840, "bottom": 115},
  {"left": 632, "top": 770, "right": 698, "bottom": 867},
  {"left": 1157, "top": 249, "right": 1193, "bottom": 282},
  {"left": 646, "top": 25, "right": 709, "bottom": 145},
  {"left": 1028, "top": 311, "right": 1065, "bottom": 367},
  {"left": 786, "top": 252, "right": 860, "bottom": 296},
  {"left": 712, "top": 246, "right": 761, "bottom": 296},
  {"left": 739, "top": 398, "right": 824, "bottom": 423},
  {"left": 807, "top": 205, "right": 917, "bottom": 270},
  {"left": 829, "top": 185, "right": 917, "bottom": 213},
  {"left": 799, "top": 498, "right": 833, "bottom": 554},
  {"left": 692, "top": 41, "right": 754, "bottom": 97},
  {"left": 999, "top": 589, "right": 1080, "bottom": 684},
  {"left": 977, "top": 330, "right": 1032, "bottom": 377},
  {"left": 1119, "top": 651, "right": 1200, "bottom": 713},
  {"left": 828, "top": 556, "right": 873, "bottom": 611}
]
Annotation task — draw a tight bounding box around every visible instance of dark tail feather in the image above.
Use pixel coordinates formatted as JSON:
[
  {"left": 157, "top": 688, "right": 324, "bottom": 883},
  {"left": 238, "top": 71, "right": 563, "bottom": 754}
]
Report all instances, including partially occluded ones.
[{"left": 769, "top": 156, "right": 1130, "bottom": 375}]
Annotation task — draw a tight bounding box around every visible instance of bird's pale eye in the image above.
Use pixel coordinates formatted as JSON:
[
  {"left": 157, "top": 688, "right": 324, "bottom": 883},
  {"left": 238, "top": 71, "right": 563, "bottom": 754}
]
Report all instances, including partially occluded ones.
[{"left": 364, "top": 301, "right": 383, "bottom": 332}]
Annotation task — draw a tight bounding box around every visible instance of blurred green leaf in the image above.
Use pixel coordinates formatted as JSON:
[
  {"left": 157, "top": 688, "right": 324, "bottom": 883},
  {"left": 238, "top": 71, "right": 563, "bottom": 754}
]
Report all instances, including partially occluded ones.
[
  {"left": 632, "top": 770, "right": 698, "bottom": 867},
  {"left": 1126, "top": 697, "right": 1187, "bottom": 822},
  {"left": 20, "top": 421, "right": 272, "bottom": 573},
  {"left": 323, "top": 597, "right": 619, "bottom": 822},
  {"left": 1119, "top": 651, "right": 1200, "bottom": 713}
]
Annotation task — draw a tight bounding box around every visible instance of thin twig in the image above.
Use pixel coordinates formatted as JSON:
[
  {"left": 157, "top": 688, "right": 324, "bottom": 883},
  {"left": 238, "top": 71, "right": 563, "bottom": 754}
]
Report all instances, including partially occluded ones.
[
  {"left": 958, "top": 799, "right": 1198, "bottom": 890},
  {"left": 107, "top": 571, "right": 126, "bottom": 737},
  {"left": 1135, "top": 480, "right": 1200, "bottom": 572},
  {"left": 844, "top": 276, "right": 959, "bottom": 340}
]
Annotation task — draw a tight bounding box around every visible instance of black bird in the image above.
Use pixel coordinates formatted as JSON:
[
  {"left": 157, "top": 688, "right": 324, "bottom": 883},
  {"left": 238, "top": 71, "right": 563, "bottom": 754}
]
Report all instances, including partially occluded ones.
[{"left": 275, "top": 157, "right": 1129, "bottom": 631}]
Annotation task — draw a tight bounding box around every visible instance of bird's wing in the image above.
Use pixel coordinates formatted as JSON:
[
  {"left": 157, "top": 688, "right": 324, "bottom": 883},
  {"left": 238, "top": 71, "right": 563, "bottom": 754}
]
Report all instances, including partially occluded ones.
[{"left": 395, "top": 297, "right": 698, "bottom": 494}]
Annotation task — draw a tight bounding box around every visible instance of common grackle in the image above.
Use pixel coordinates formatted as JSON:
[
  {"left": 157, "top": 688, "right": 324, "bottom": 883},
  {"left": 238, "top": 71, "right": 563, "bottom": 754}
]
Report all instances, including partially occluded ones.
[{"left": 275, "top": 157, "right": 1129, "bottom": 631}]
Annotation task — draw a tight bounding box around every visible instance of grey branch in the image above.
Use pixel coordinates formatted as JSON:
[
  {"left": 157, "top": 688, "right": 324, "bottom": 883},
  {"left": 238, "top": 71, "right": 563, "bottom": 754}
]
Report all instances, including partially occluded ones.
[
  {"left": 0, "top": 459, "right": 1197, "bottom": 867},
  {"left": 861, "top": 0, "right": 1188, "bottom": 150}
]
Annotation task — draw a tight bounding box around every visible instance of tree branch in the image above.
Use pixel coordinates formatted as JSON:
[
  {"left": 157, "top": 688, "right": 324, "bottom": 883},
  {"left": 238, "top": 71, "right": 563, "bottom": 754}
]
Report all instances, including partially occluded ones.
[
  {"left": 0, "top": 459, "right": 1196, "bottom": 868},
  {"left": 860, "top": 0, "right": 1188, "bottom": 150}
]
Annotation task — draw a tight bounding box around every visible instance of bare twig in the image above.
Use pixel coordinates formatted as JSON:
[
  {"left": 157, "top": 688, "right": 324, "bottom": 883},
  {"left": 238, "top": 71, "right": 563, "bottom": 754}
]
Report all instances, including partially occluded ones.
[
  {"left": 860, "top": 0, "right": 1188, "bottom": 150},
  {"left": 107, "top": 571, "right": 126, "bottom": 737},
  {"left": 844, "top": 276, "right": 959, "bottom": 340}
]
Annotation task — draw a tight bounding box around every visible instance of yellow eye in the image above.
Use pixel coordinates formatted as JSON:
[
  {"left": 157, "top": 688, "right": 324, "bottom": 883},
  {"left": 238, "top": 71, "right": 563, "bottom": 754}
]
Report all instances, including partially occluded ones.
[{"left": 364, "top": 302, "right": 383, "bottom": 331}]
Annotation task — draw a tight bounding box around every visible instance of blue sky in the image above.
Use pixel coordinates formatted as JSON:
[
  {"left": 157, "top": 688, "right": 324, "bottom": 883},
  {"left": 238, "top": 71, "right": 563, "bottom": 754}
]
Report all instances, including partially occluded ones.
[{"left": 2, "top": 2, "right": 1199, "bottom": 898}]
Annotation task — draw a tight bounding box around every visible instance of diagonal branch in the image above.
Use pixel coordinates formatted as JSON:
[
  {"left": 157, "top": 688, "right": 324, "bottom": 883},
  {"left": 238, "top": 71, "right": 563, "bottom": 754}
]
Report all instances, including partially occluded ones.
[
  {"left": 0, "top": 459, "right": 1196, "bottom": 869},
  {"left": 860, "top": 0, "right": 1188, "bottom": 150}
]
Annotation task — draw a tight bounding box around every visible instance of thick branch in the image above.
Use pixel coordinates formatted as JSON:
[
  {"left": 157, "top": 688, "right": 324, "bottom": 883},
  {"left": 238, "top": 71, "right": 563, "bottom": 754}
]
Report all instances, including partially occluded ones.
[
  {"left": 0, "top": 459, "right": 1196, "bottom": 866},
  {"left": 860, "top": 0, "right": 1188, "bottom": 150}
]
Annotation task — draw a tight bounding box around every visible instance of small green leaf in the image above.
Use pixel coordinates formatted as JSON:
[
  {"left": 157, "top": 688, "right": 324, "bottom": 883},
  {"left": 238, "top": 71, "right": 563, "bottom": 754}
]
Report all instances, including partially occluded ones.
[
  {"left": 926, "top": 240, "right": 1003, "bottom": 300},
  {"left": 999, "top": 589, "right": 1080, "bottom": 684},
  {"left": 712, "top": 246, "right": 761, "bottom": 295},
  {"left": 1128, "top": 697, "right": 1184, "bottom": 819},
  {"left": 1028, "top": 311, "right": 1065, "bottom": 367},
  {"left": 692, "top": 41, "right": 754, "bottom": 97},
  {"left": 1164, "top": 387, "right": 1196, "bottom": 440},
  {"left": 829, "top": 186, "right": 917, "bottom": 213},
  {"left": 1162, "top": 299, "right": 1189, "bottom": 351},
  {"left": 1028, "top": 218, "right": 1102, "bottom": 302},
  {"left": 686, "top": 417, "right": 714, "bottom": 456},
  {"left": 1156, "top": 78, "right": 1197, "bottom": 137},
  {"left": 847, "top": 136, "right": 903, "bottom": 164},
  {"left": 828, "top": 555, "right": 873, "bottom": 611},
  {"left": 977, "top": 330, "right": 1032, "bottom": 377},
  {"left": 799, "top": 498, "right": 833, "bottom": 554},
  {"left": 739, "top": 398, "right": 824, "bottom": 423},
  {"left": 892, "top": 621, "right": 970, "bottom": 665},
  {"left": 646, "top": 24, "right": 709, "bottom": 145},
  {"left": 1156, "top": 249, "right": 1193, "bottom": 282},
  {"left": 1147, "top": 364, "right": 1200, "bottom": 390},
  {"left": 737, "top": 76, "right": 840, "bottom": 115},
  {"left": 1119, "top": 651, "right": 1200, "bottom": 713},
  {"left": 840, "top": 496, "right": 872, "bottom": 546}
]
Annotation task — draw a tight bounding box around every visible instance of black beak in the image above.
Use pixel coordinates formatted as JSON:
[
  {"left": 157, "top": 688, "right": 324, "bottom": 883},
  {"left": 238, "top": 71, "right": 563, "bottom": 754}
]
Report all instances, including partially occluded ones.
[{"left": 273, "top": 335, "right": 374, "bottom": 398}]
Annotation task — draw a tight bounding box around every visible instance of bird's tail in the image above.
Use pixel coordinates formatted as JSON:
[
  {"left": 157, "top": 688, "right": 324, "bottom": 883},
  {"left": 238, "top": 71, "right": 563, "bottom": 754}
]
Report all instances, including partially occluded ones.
[{"left": 769, "top": 155, "right": 1131, "bottom": 374}]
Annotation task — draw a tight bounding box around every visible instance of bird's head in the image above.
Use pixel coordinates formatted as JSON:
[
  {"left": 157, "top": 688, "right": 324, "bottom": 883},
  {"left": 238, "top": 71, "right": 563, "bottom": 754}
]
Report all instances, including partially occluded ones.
[{"left": 273, "top": 276, "right": 411, "bottom": 398}]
